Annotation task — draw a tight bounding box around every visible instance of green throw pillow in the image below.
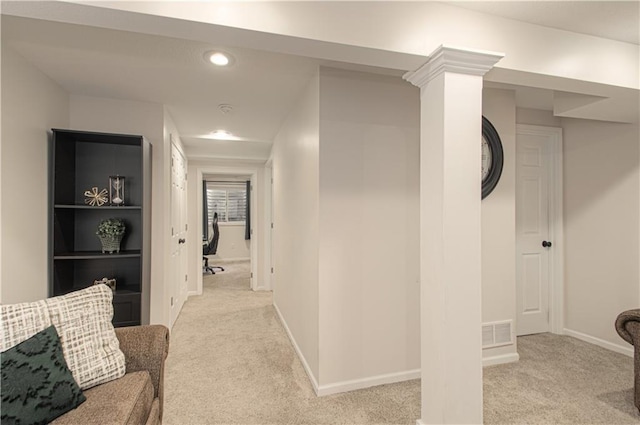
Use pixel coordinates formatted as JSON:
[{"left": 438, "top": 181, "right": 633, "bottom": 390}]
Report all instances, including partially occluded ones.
[{"left": 1, "top": 325, "right": 86, "bottom": 425}]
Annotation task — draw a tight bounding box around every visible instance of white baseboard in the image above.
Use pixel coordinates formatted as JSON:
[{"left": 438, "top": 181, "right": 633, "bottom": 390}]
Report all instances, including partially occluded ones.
[
  {"left": 482, "top": 352, "right": 520, "bottom": 367},
  {"left": 563, "top": 328, "right": 633, "bottom": 357},
  {"left": 272, "top": 302, "right": 320, "bottom": 395},
  {"left": 273, "top": 302, "right": 419, "bottom": 397},
  {"left": 317, "top": 368, "right": 421, "bottom": 397},
  {"left": 209, "top": 256, "right": 250, "bottom": 262},
  {"left": 252, "top": 285, "right": 270, "bottom": 291},
  {"left": 187, "top": 290, "right": 200, "bottom": 297},
  {"left": 416, "top": 420, "right": 425, "bottom": 425}
]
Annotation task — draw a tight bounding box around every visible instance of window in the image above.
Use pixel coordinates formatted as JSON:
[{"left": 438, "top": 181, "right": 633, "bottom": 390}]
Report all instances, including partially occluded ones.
[{"left": 205, "top": 182, "right": 247, "bottom": 226}]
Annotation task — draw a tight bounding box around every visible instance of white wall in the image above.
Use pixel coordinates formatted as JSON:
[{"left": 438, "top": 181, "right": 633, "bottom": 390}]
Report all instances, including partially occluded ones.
[
  {"left": 210, "top": 224, "right": 250, "bottom": 260},
  {"left": 69, "top": 95, "right": 171, "bottom": 327},
  {"left": 516, "top": 108, "right": 562, "bottom": 128},
  {"left": 0, "top": 44, "right": 69, "bottom": 303},
  {"left": 481, "top": 88, "right": 518, "bottom": 363},
  {"left": 562, "top": 118, "right": 639, "bottom": 348},
  {"left": 272, "top": 71, "right": 320, "bottom": 383},
  {"left": 317, "top": 68, "right": 420, "bottom": 388},
  {"left": 515, "top": 109, "right": 640, "bottom": 351}
]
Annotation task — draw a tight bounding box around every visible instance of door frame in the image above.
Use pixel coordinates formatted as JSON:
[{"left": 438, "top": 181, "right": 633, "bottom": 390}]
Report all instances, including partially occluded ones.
[
  {"left": 193, "top": 164, "right": 262, "bottom": 294},
  {"left": 516, "top": 124, "right": 565, "bottom": 334}
]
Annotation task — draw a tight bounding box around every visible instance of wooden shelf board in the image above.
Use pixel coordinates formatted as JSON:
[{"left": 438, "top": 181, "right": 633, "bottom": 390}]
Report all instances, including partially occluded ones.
[{"left": 54, "top": 250, "right": 141, "bottom": 260}]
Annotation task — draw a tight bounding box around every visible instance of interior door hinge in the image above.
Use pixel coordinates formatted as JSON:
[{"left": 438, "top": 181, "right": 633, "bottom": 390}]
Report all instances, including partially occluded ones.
[
  {"left": 185, "top": 274, "right": 188, "bottom": 282},
  {"left": 250, "top": 273, "right": 253, "bottom": 278},
  {"left": 185, "top": 223, "right": 188, "bottom": 231},
  {"left": 171, "top": 227, "right": 174, "bottom": 236},
  {"left": 271, "top": 267, "right": 274, "bottom": 274},
  {"left": 271, "top": 222, "right": 274, "bottom": 229}
]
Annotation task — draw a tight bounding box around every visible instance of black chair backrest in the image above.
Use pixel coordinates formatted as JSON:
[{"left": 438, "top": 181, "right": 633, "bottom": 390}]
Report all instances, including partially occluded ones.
[{"left": 203, "top": 212, "right": 220, "bottom": 255}]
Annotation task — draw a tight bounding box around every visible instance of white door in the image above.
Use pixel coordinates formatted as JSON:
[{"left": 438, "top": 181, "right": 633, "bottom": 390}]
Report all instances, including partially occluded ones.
[
  {"left": 516, "top": 128, "right": 556, "bottom": 336},
  {"left": 170, "top": 142, "right": 188, "bottom": 327}
]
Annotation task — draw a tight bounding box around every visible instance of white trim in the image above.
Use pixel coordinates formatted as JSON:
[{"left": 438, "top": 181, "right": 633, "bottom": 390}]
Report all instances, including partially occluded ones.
[
  {"left": 563, "top": 328, "right": 633, "bottom": 358},
  {"left": 262, "top": 161, "right": 273, "bottom": 293},
  {"left": 273, "top": 302, "right": 320, "bottom": 395},
  {"left": 218, "top": 221, "right": 246, "bottom": 227},
  {"left": 482, "top": 352, "right": 520, "bottom": 367},
  {"left": 404, "top": 44, "right": 504, "bottom": 87},
  {"left": 317, "top": 369, "right": 421, "bottom": 397},
  {"left": 416, "top": 420, "right": 426, "bottom": 425},
  {"left": 515, "top": 125, "right": 565, "bottom": 335}
]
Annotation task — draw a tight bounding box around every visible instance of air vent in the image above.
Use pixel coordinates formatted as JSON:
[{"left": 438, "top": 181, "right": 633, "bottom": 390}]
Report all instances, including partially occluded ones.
[{"left": 482, "top": 320, "right": 514, "bottom": 349}]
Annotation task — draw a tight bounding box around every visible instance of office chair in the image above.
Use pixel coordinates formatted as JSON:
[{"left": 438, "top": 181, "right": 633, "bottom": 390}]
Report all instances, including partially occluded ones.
[{"left": 203, "top": 212, "right": 225, "bottom": 274}]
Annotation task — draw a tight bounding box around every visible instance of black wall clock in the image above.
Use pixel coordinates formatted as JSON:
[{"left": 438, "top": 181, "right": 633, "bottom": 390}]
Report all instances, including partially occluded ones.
[{"left": 481, "top": 116, "right": 503, "bottom": 199}]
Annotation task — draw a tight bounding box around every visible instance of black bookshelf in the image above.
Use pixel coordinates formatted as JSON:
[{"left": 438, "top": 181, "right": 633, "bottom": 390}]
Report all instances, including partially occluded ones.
[{"left": 49, "top": 129, "right": 151, "bottom": 327}]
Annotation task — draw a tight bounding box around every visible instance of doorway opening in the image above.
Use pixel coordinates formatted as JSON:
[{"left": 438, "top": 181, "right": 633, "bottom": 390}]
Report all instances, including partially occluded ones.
[
  {"left": 192, "top": 165, "right": 265, "bottom": 296},
  {"left": 203, "top": 177, "right": 251, "bottom": 290}
]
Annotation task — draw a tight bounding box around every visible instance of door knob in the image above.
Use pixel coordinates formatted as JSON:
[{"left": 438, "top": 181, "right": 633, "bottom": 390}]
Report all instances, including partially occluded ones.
[
  {"left": 542, "top": 241, "right": 552, "bottom": 248},
  {"left": 178, "top": 238, "right": 186, "bottom": 244}
]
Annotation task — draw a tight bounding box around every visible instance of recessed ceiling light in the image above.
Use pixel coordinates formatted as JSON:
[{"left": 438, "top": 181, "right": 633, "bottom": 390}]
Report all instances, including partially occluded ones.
[
  {"left": 210, "top": 130, "right": 234, "bottom": 140},
  {"left": 204, "top": 51, "right": 234, "bottom": 67}
]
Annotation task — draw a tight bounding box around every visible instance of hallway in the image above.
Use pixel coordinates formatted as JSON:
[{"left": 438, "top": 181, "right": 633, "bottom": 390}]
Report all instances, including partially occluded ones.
[{"left": 163, "top": 260, "right": 420, "bottom": 424}]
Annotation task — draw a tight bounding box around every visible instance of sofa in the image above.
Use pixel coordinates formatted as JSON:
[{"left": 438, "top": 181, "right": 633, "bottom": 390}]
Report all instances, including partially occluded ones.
[
  {"left": 1, "top": 285, "right": 169, "bottom": 425},
  {"left": 52, "top": 325, "right": 170, "bottom": 425},
  {"left": 615, "top": 309, "right": 640, "bottom": 414}
]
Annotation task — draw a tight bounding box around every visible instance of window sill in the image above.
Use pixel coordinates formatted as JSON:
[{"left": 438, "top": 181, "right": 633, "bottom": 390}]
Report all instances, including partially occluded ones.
[{"left": 218, "top": 221, "right": 246, "bottom": 227}]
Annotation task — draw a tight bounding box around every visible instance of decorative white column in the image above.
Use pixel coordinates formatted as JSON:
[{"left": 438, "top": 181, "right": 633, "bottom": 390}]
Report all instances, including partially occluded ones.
[{"left": 404, "top": 45, "right": 503, "bottom": 425}]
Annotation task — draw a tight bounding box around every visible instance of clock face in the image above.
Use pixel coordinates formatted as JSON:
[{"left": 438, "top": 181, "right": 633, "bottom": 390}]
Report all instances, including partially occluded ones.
[
  {"left": 481, "top": 136, "right": 492, "bottom": 182},
  {"left": 481, "top": 116, "right": 503, "bottom": 199}
]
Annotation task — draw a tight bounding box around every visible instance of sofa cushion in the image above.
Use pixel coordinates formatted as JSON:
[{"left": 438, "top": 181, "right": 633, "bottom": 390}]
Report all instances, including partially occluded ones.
[
  {"left": 1, "top": 326, "right": 86, "bottom": 425},
  {"left": 50, "top": 371, "right": 155, "bottom": 425},
  {"left": 1, "top": 285, "right": 125, "bottom": 389}
]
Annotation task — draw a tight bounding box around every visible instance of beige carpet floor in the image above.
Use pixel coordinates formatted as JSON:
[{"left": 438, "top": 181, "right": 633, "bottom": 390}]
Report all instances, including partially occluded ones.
[{"left": 164, "top": 260, "right": 637, "bottom": 424}]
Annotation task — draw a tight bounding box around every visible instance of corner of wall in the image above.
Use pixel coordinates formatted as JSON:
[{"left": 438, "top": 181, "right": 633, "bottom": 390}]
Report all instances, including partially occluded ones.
[{"left": 1, "top": 43, "right": 69, "bottom": 303}]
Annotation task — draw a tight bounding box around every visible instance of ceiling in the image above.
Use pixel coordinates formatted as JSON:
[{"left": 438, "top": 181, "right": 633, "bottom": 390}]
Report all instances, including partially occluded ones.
[
  {"left": 2, "top": 2, "right": 638, "bottom": 161},
  {"left": 449, "top": 1, "right": 639, "bottom": 45}
]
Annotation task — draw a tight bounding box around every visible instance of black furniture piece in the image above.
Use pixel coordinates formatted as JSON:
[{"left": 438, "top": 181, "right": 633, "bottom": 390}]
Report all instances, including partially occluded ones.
[
  {"left": 49, "top": 129, "right": 151, "bottom": 327},
  {"left": 203, "top": 212, "right": 224, "bottom": 274}
]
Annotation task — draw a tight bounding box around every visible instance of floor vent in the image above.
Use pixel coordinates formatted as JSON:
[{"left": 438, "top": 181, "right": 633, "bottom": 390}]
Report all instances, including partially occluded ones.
[{"left": 482, "top": 320, "right": 514, "bottom": 349}]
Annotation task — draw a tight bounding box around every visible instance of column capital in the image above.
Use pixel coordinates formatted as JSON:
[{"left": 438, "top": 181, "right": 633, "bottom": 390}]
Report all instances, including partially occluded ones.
[{"left": 404, "top": 45, "right": 504, "bottom": 88}]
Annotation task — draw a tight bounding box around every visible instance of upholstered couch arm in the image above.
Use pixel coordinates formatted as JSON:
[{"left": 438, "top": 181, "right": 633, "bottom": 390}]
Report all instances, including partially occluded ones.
[
  {"left": 616, "top": 309, "right": 640, "bottom": 346},
  {"left": 115, "top": 325, "right": 169, "bottom": 418}
]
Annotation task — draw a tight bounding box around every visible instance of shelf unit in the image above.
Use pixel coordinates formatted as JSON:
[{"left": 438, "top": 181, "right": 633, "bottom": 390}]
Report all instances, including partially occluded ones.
[{"left": 49, "top": 129, "right": 151, "bottom": 327}]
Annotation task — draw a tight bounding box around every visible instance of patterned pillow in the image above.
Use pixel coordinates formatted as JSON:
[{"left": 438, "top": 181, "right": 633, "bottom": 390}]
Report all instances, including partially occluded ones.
[
  {"left": 1, "top": 285, "right": 125, "bottom": 389},
  {"left": 1, "top": 325, "right": 86, "bottom": 425}
]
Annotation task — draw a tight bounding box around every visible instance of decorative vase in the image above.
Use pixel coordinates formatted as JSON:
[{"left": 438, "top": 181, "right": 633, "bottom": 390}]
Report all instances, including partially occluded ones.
[{"left": 98, "top": 234, "right": 123, "bottom": 253}]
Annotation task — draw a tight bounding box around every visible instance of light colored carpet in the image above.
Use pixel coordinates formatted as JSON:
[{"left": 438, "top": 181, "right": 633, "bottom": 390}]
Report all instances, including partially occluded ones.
[
  {"left": 164, "top": 260, "right": 420, "bottom": 424},
  {"left": 484, "top": 333, "right": 637, "bottom": 424},
  {"left": 164, "top": 260, "right": 637, "bottom": 424}
]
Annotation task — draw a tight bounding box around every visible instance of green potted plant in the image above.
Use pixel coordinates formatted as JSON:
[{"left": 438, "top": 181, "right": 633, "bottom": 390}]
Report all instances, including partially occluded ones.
[{"left": 96, "top": 218, "right": 126, "bottom": 253}]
